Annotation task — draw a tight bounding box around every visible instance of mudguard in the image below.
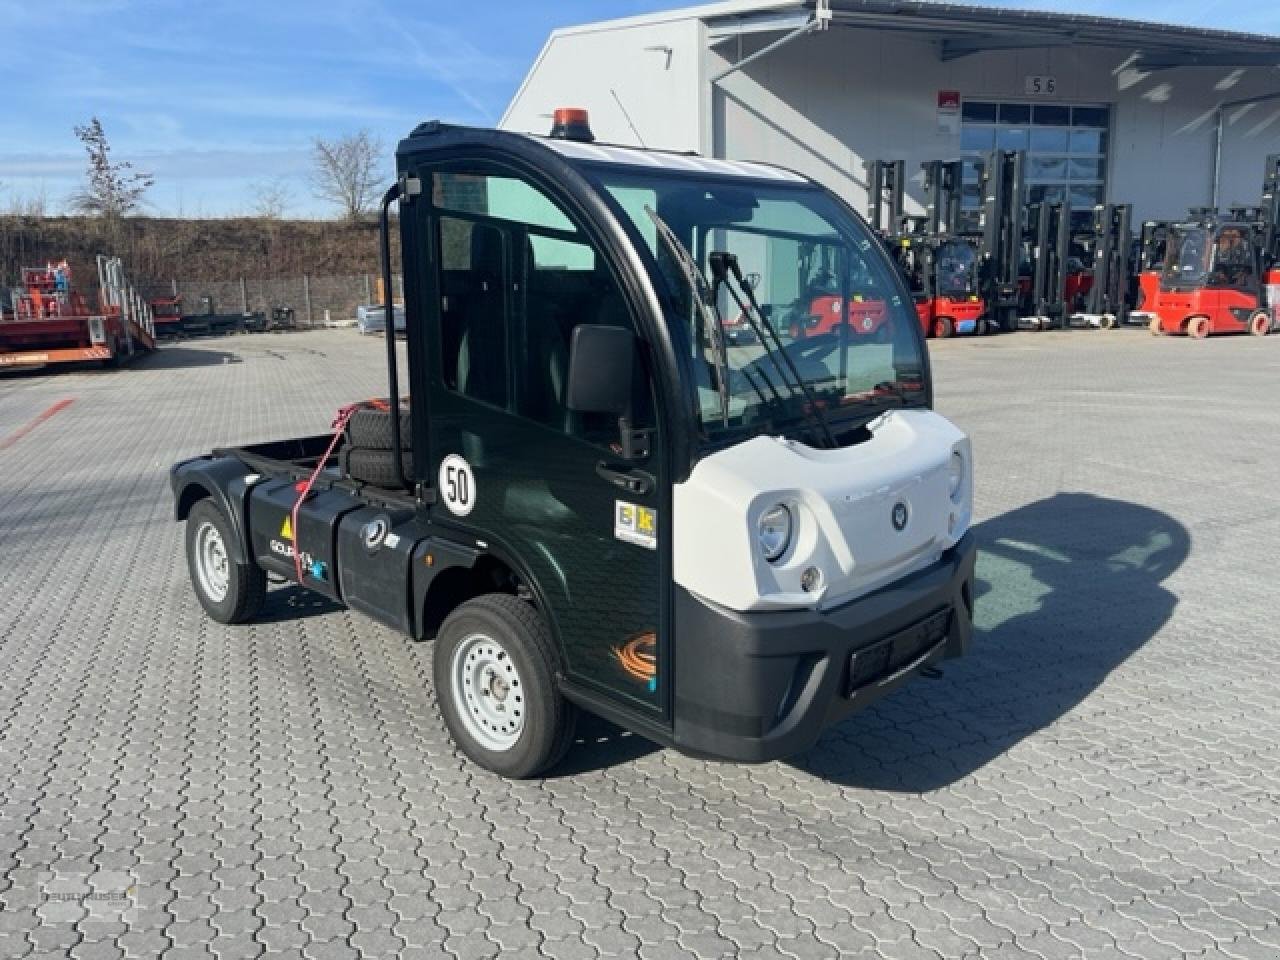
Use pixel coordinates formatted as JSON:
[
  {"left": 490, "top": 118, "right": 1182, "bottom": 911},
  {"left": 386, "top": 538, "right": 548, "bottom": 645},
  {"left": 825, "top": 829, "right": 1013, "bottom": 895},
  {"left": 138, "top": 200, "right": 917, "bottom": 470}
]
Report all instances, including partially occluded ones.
[{"left": 170, "top": 456, "right": 256, "bottom": 564}]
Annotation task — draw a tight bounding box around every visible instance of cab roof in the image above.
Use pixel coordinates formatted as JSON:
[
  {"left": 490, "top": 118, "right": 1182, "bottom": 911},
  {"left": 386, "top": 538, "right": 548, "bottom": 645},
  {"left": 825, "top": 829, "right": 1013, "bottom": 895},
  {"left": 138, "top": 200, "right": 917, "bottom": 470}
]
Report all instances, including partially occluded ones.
[{"left": 399, "top": 120, "right": 808, "bottom": 185}]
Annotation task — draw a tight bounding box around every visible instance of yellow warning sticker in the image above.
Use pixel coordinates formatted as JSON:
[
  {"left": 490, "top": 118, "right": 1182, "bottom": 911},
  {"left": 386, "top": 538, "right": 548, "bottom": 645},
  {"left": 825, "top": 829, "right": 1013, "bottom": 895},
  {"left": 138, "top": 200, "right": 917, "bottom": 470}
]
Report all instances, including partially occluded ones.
[
  {"left": 280, "top": 516, "right": 292, "bottom": 539},
  {"left": 615, "top": 501, "right": 657, "bottom": 550}
]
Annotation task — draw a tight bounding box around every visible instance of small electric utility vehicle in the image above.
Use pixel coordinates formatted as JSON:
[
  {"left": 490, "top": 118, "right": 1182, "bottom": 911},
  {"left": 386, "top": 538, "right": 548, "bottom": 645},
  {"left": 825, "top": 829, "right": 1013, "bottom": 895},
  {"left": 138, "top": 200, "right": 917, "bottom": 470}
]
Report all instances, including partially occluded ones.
[{"left": 172, "top": 111, "right": 976, "bottom": 778}]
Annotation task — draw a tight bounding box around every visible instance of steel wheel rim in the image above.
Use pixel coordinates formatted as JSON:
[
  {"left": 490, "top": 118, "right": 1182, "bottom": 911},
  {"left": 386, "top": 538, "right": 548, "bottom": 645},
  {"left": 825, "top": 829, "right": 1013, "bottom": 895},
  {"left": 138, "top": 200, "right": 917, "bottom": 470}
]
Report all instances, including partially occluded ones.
[
  {"left": 450, "top": 633, "right": 525, "bottom": 752},
  {"left": 195, "top": 521, "right": 230, "bottom": 603}
]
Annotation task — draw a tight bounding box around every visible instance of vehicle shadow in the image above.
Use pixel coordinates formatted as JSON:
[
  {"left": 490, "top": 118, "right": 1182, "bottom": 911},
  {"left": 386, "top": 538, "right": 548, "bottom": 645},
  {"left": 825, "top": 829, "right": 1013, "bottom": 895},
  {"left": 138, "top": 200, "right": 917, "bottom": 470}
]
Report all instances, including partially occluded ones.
[
  {"left": 547, "top": 713, "right": 661, "bottom": 777},
  {"left": 256, "top": 583, "right": 344, "bottom": 623},
  {"left": 793, "top": 492, "right": 1190, "bottom": 790},
  {"left": 138, "top": 346, "right": 243, "bottom": 369}
]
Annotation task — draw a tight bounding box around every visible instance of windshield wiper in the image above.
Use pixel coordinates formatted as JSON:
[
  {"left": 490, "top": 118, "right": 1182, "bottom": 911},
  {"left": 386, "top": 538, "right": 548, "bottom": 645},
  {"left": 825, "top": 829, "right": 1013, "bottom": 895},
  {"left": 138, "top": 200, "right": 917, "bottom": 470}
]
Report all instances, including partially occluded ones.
[
  {"left": 709, "top": 251, "right": 837, "bottom": 449},
  {"left": 644, "top": 206, "right": 730, "bottom": 426}
]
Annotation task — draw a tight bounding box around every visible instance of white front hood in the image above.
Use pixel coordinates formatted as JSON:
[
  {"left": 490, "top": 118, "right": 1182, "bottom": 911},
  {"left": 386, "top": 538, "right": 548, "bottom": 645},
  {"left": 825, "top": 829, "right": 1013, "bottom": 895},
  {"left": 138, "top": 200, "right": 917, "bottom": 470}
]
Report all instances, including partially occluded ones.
[{"left": 673, "top": 409, "right": 972, "bottom": 612}]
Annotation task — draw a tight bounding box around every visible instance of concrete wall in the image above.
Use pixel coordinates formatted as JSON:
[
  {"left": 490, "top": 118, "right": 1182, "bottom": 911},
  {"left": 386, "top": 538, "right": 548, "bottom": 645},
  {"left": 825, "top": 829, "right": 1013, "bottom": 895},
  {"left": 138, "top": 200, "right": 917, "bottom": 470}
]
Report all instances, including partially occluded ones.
[
  {"left": 501, "top": 18, "right": 704, "bottom": 153},
  {"left": 709, "top": 27, "right": 1280, "bottom": 223}
]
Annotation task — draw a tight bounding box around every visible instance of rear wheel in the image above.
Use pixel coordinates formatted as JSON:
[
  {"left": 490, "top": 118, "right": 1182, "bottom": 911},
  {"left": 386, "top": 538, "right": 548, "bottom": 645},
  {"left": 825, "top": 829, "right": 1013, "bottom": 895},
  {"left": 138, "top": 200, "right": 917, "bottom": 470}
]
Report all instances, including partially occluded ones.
[
  {"left": 433, "top": 593, "right": 577, "bottom": 778},
  {"left": 1149, "top": 316, "right": 1164, "bottom": 336},
  {"left": 185, "top": 499, "right": 266, "bottom": 624},
  {"left": 934, "top": 316, "right": 954, "bottom": 339},
  {"left": 1188, "top": 316, "right": 1211, "bottom": 339},
  {"left": 1249, "top": 310, "right": 1271, "bottom": 337}
]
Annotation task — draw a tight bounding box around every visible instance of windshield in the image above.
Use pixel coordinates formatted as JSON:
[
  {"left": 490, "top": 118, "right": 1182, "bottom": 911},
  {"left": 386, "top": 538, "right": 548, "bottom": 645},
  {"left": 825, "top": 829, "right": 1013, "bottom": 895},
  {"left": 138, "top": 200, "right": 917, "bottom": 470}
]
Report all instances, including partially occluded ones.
[
  {"left": 1162, "top": 226, "right": 1211, "bottom": 287},
  {"left": 935, "top": 239, "right": 977, "bottom": 296},
  {"left": 594, "top": 169, "right": 927, "bottom": 445}
]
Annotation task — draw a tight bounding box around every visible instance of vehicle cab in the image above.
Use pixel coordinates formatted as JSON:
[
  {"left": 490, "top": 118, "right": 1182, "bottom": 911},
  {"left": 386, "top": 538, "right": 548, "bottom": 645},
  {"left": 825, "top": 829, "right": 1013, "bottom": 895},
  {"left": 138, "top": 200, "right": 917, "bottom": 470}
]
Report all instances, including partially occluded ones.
[
  {"left": 1151, "top": 216, "right": 1271, "bottom": 337},
  {"left": 172, "top": 112, "right": 976, "bottom": 777}
]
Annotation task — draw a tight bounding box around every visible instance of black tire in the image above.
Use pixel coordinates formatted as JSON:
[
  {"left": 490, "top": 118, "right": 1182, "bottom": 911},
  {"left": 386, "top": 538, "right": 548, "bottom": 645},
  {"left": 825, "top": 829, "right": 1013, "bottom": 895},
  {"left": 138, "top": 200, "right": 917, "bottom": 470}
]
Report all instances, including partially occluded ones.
[
  {"left": 185, "top": 499, "right": 266, "bottom": 624},
  {"left": 341, "top": 447, "right": 413, "bottom": 488},
  {"left": 346, "top": 406, "right": 411, "bottom": 450},
  {"left": 433, "top": 593, "right": 577, "bottom": 778}
]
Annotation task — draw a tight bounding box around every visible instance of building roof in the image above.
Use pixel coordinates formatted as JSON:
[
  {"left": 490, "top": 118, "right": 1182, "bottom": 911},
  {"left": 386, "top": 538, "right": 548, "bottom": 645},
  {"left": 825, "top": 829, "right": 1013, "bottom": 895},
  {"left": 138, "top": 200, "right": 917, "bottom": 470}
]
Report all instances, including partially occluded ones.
[{"left": 549, "top": 0, "right": 1280, "bottom": 70}]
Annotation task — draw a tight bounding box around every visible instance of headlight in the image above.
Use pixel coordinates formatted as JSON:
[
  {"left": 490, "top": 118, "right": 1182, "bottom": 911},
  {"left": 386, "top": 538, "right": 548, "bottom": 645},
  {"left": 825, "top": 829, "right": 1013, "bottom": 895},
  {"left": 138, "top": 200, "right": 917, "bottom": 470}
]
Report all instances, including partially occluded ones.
[
  {"left": 757, "top": 504, "right": 792, "bottom": 562},
  {"left": 948, "top": 451, "right": 965, "bottom": 502}
]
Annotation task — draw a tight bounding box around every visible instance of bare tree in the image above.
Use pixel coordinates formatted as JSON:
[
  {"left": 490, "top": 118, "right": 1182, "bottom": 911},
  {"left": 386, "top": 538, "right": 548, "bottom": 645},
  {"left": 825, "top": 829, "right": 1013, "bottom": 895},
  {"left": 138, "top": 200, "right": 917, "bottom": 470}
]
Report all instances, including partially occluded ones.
[
  {"left": 312, "top": 130, "right": 383, "bottom": 221},
  {"left": 250, "top": 178, "right": 293, "bottom": 219},
  {"left": 70, "top": 117, "right": 153, "bottom": 217}
]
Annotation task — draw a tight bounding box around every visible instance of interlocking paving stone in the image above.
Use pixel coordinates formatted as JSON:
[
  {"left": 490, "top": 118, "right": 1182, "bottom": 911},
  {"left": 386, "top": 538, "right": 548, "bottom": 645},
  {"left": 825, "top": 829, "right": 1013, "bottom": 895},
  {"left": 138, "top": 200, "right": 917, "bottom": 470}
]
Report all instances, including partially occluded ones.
[{"left": 3, "top": 329, "right": 1279, "bottom": 958}]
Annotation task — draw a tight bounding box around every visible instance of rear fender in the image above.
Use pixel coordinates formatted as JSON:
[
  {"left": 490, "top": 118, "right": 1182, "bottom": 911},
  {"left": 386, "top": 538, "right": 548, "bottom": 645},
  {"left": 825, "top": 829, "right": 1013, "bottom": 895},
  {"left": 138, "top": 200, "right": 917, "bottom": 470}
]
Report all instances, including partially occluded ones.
[{"left": 171, "top": 456, "right": 256, "bottom": 564}]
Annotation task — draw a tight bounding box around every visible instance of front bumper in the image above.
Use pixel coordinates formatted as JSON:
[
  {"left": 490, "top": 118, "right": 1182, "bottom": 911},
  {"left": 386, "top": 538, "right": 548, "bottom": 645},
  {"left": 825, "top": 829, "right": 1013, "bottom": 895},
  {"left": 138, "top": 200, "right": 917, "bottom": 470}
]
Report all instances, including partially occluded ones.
[{"left": 672, "top": 532, "right": 975, "bottom": 762}]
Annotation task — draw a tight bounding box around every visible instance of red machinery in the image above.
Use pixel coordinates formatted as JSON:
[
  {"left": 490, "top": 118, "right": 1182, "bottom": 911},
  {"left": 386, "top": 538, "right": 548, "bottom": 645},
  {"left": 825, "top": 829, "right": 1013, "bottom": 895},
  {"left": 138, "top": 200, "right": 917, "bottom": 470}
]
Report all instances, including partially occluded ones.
[
  {"left": 902, "top": 236, "right": 985, "bottom": 338},
  {"left": 783, "top": 240, "right": 896, "bottom": 341},
  {"left": 149, "top": 295, "right": 184, "bottom": 337},
  {"left": 1147, "top": 155, "right": 1278, "bottom": 338},
  {"left": 1148, "top": 215, "right": 1272, "bottom": 338},
  {"left": 1, "top": 257, "right": 156, "bottom": 368},
  {"left": 866, "top": 159, "right": 984, "bottom": 338}
]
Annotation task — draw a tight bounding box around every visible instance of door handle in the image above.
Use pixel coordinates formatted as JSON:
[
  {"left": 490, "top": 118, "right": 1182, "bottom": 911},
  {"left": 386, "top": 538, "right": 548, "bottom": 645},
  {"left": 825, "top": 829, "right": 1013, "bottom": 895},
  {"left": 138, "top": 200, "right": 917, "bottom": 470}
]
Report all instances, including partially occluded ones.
[{"left": 595, "top": 462, "right": 654, "bottom": 496}]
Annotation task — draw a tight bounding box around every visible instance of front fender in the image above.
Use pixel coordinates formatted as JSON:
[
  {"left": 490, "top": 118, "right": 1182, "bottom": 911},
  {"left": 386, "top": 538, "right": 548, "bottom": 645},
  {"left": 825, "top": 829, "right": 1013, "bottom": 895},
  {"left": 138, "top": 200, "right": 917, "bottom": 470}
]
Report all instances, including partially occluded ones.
[{"left": 170, "top": 456, "right": 256, "bottom": 564}]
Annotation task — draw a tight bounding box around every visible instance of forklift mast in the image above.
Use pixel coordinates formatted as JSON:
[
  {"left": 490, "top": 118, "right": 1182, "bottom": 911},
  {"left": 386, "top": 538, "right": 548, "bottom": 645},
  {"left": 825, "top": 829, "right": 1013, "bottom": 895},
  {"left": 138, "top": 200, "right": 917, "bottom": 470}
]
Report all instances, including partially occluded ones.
[
  {"left": 1262, "top": 154, "right": 1279, "bottom": 267},
  {"left": 1084, "top": 204, "right": 1133, "bottom": 322},
  {"left": 976, "top": 150, "right": 1026, "bottom": 331},
  {"left": 1026, "top": 200, "right": 1073, "bottom": 327},
  {"left": 867, "top": 159, "right": 905, "bottom": 238},
  {"left": 922, "top": 160, "right": 964, "bottom": 237}
]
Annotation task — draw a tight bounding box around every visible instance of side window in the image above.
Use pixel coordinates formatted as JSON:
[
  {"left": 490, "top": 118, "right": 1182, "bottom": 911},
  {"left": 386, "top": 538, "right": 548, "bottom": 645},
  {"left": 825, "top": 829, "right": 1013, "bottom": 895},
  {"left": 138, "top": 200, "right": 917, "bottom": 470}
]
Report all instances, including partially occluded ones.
[{"left": 432, "top": 168, "right": 650, "bottom": 446}]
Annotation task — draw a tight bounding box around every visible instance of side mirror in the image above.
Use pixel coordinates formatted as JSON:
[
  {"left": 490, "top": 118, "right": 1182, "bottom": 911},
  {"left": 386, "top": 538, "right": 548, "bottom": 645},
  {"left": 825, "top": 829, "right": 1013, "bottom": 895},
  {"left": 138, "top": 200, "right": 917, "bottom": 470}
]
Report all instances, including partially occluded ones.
[{"left": 566, "top": 324, "right": 635, "bottom": 414}]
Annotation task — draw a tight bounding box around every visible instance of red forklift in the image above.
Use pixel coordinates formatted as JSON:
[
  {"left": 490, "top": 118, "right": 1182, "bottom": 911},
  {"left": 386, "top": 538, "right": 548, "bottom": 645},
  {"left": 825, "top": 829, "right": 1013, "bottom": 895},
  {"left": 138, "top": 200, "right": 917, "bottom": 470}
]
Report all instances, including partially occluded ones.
[
  {"left": 1148, "top": 155, "right": 1279, "bottom": 338},
  {"left": 867, "top": 159, "right": 984, "bottom": 338},
  {"left": 780, "top": 159, "right": 902, "bottom": 343},
  {"left": 1129, "top": 219, "right": 1170, "bottom": 329},
  {"left": 1, "top": 256, "right": 157, "bottom": 368}
]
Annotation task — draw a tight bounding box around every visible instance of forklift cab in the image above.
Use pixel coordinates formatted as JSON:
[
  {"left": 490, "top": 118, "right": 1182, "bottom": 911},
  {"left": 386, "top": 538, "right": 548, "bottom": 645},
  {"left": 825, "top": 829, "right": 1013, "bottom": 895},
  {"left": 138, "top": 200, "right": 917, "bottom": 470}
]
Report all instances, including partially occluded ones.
[
  {"left": 1152, "top": 219, "right": 1271, "bottom": 337},
  {"left": 899, "top": 235, "right": 983, "bottom": 338}
]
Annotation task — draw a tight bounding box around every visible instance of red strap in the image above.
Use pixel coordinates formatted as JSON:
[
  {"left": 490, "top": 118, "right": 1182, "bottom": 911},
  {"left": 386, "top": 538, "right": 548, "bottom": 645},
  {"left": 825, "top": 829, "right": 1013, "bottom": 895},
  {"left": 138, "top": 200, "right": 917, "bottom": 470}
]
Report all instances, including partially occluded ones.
[{"left": 289, "top": 402, "right": 362, "bottom": 584}]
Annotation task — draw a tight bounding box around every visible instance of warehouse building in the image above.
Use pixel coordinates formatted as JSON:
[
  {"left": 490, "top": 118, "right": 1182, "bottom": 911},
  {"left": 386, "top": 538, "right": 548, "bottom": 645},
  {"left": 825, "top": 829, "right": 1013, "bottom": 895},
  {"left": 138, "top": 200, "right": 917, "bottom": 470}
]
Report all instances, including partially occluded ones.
[{"left": 501, "top": 0, "right": 1280, "bottom": 224}]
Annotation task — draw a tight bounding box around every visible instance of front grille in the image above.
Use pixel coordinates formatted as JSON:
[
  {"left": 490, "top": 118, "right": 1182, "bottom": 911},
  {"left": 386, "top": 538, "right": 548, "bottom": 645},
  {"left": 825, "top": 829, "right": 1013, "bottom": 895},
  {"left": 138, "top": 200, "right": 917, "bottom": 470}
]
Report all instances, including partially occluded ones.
[{"left": 846, "top": 607, "right": 951, "bottom": 696}]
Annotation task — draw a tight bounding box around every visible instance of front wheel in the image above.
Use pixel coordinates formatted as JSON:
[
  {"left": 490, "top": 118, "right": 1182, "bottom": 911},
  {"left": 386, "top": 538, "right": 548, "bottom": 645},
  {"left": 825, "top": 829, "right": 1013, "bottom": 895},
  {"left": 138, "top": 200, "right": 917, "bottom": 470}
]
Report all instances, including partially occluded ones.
[
  {"left": 185, "top": 499, "right": 266, "bottom": 624},
  {"left": 433, "top": 593, "right": 577, "bottom": 778},
  {"left": 1249, "top": 310, "right": 1271, "bottom": 337},
  {"left": 1188, "top": 316, "right": 1211, "bottom": 339},
  {"left": 1149, "top": 316, "right": 1164, "bottom": 336}
]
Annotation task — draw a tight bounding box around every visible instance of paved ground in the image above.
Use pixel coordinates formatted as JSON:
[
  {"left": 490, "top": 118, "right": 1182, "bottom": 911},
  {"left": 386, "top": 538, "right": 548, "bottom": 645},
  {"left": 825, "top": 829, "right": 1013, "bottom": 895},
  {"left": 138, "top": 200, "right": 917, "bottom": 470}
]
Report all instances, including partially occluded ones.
[{"left": 1, "top": 328, "right": 1278, "bottom": 960}]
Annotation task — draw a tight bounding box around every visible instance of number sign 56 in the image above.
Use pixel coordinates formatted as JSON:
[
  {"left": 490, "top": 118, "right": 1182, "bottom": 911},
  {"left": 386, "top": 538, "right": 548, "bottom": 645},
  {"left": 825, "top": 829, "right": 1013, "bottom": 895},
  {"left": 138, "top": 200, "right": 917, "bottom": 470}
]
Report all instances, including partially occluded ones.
[{"left": 1025, "top": 75, "right": 1057, "bottom": 96}]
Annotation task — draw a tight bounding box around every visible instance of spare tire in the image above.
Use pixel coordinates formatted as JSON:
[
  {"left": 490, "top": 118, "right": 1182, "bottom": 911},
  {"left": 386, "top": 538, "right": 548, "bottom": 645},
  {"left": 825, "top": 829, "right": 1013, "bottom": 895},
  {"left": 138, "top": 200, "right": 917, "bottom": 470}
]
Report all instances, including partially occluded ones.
[
  {"left": 342, "top": 447, "right": 413, "bottom": 488},
  {"left": 346, "top": 406, "right": 411, "bottom": 450}
]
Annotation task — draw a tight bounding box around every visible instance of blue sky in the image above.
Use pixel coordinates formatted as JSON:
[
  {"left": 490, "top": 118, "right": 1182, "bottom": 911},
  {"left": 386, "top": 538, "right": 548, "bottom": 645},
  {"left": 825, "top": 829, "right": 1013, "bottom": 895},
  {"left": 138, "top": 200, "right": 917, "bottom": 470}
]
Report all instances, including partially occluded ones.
[{"left": 2, "top": 0, "right": 1277, "bottom": 218}]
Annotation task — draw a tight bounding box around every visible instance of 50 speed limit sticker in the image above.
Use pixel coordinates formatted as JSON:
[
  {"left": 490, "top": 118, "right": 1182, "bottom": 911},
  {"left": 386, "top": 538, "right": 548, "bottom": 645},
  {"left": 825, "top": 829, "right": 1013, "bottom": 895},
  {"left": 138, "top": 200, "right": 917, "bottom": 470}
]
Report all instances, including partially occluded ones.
[{"left": 438, "top": 454, "right": 476, "bottom": 517}]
